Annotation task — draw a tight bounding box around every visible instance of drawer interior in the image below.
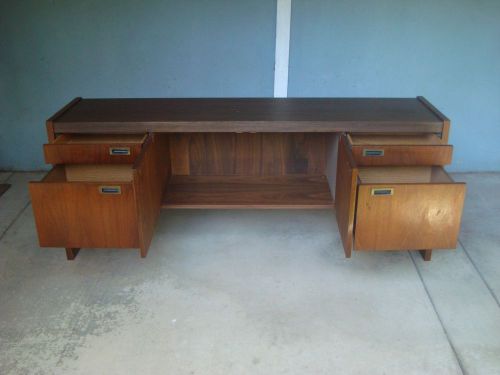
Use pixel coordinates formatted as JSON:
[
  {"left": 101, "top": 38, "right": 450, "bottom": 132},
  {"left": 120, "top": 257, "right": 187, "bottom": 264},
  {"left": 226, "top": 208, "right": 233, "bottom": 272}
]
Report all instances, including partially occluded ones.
[
  {"left": 52, "top": 134, "right": 147, "bottom": 145},
  {"left": 358, "top": 166, "right": 454, "bottom": 184},
  {"left": 348, "top": 133, "right": 445, "bottom": 146},
  {"left": 44, "top": 165, "right": 133, "bottom": 182}
]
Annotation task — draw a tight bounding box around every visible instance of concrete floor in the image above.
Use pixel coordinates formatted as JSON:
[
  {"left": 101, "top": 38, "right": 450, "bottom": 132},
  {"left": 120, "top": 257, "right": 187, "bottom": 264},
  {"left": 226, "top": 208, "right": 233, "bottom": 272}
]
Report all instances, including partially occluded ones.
[{"left": 0, "top": 172, "right": 499, "bottom": 375}]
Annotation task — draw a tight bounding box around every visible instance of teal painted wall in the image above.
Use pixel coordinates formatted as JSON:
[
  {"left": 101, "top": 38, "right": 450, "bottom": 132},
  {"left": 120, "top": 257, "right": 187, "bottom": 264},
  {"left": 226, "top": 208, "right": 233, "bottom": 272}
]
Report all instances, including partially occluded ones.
[
  {"left": 1, "top": 0, "right": 500, "bottom": 171},
  {"left": 0, "top": 0, "right": 276, "bottom": 170},
  {"left": 289, "top": 0, "right": 500, "bottom": 172}
]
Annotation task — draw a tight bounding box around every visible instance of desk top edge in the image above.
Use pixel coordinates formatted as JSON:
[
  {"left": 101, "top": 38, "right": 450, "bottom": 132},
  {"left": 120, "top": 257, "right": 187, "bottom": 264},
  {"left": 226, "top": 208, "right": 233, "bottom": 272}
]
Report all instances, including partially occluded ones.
[{"left": 49, "top": 97, "right": 448, "bottom": 134}]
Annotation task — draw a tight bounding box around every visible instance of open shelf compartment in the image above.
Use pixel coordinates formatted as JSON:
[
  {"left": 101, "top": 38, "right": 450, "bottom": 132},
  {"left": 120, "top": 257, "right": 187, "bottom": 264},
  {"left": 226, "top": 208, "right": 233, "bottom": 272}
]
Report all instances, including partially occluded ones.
[{"left": 162, "top": 175, "right": 334, "bottom": 209}]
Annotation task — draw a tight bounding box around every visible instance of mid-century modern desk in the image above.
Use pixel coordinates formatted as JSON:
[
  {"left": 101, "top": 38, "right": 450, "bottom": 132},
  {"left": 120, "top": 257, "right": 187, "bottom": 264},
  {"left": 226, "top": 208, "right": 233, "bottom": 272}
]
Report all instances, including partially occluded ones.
[{"left": 29, "top": 97, "right": 466, "bottom": 261}]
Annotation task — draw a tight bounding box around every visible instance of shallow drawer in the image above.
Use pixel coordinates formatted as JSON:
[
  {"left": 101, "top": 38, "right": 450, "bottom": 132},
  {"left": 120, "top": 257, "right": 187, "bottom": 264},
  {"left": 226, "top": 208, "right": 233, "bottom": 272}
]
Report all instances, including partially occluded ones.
[
  {"left": 354, "top": 166, "right": 465, "bottom": 251},
  {"left": 44, "top": 134, "right": 147, "bottom": 164},
  {"left": 347, "top": 133, "right": 453, "bottom": 166},
  {"left": 29, "top": 165, "right": 140, "bottom": 248}
]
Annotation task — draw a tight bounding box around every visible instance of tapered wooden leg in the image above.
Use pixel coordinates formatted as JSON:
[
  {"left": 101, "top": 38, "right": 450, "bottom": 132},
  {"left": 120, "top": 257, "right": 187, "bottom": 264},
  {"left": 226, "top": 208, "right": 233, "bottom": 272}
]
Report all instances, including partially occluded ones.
[
  {"left": 140, "top": 247, "right": 148, "bottom": 258},
  {"left": 419, "top": 249, "right": 432, "bottom": 261},
  {"left": 65, "top": 248, "right": 80, "bottom": 260}
]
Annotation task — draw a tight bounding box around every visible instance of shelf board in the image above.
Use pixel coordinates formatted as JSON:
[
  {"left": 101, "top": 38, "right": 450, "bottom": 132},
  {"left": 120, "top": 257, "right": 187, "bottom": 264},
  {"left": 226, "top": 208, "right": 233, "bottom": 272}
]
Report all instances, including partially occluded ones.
[{"left": 162, "top": 175, "right": 334, "bottom": 209}]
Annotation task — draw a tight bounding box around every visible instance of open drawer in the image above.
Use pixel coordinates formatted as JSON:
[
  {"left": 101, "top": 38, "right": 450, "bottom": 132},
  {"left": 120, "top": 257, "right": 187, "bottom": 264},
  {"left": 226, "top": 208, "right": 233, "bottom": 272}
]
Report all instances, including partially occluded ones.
[
  {"left": 30, "top": 165, "right": 140, "bottom": 249},
  {"left": 335, "top": 135, "right": 465, "bottom": 259},
  {"left": 44, "top": 134, "right": 147, "bottom": 164},
  {"left": 346, "top": 133, "right": 453, "bottom": 166},
  {"left": 30, "top": 134, "right": 170, "bottom": 258}
]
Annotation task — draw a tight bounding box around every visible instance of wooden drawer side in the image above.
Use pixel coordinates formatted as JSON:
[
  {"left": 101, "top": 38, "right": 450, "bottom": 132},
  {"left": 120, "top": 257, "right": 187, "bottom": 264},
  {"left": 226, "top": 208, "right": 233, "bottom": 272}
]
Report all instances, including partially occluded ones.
[{"left": 334, "top": 136, "right": 358, "bottom": 257}]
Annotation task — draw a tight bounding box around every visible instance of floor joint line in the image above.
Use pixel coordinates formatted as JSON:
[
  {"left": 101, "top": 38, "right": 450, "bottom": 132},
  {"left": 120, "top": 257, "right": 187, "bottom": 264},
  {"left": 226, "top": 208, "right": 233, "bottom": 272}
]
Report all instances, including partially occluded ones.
[
  {"left": 459, "top": 238, "right": 500, "bottom": 308},
  {"left": 0, "top": 201, "right": 31, "bottom": 243},
  {"left": 409, "top": 252, "right": 467, "bottom": 375},
  {"left": 2, "top": 171, "right": 14, "bottom": 183}
]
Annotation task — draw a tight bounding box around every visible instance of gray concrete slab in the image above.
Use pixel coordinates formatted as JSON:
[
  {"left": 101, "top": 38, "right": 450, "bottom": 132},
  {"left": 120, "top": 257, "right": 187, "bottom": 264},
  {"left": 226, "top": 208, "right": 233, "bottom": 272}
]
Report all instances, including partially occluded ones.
[
  {"left": 411, "top": 246, "right": 500, "bottom": 375},
  {"left": 452, "top": 173, "right": 500, "bottom": 302},
  {"left": 0, "top": 172, "right": 13, "bottom": 183},
  {"left": 1, "top": 201, "right": 461, "bottom": 374}
]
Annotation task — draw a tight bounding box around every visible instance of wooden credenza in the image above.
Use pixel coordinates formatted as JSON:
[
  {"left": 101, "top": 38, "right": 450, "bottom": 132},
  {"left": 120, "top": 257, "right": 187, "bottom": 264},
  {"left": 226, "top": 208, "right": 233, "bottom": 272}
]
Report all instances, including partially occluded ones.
[{"left": 29, "top": 97, "right": 465, "bottom": 261}]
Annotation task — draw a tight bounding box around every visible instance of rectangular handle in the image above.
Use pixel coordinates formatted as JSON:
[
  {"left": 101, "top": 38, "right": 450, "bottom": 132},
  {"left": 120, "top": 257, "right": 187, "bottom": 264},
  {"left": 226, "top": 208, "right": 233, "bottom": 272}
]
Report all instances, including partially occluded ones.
[
  {"left": 99, "top": 186, "right": 121, "bottom": 195},
  {"left": 363, "top": 149, "right": 384, "bottom": 157},
  {"left": 109, "top": 147, "right": 131, "bottom": 156},
  {"left": 371, "top": 188, "right": 394, "bottom": 196}
]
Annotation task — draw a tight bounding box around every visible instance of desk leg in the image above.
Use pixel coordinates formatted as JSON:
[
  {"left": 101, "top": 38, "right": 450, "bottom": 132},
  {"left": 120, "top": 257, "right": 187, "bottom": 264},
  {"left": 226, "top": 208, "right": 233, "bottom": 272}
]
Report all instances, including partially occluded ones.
[
  {"left": 140, "top": 247, "right": 148, "bottom": 258},
  {"left": 65, "top": 248, "right": 80, "bottom": 260},
  {"left": 419, "top": 249, "right": 432, "bottom": 261}
]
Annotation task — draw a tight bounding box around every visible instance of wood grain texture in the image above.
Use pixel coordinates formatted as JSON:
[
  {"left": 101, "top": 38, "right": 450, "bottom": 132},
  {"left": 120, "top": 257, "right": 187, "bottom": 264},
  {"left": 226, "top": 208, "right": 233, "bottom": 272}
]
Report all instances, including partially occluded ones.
[
  {"left": 30, "top": 167, "right": 139, "bottom": 249},
  {"left": 354, "top": 183, "right": 466, "bottom": 251},
  {"left": 169, "top": 133, "right": 326, "bottom": 176},
  {"left": 133, "top": 134, "right": 170, "bottom": 257},
  {"left": 334, "top": 136, "right": 358, "bottom": 257},
  {"left": 51, "top": 98, "right": 445, "bottom": 134},
  {"left": 162, "top": 175, "right": 333, "bottom": 209},
  {"left": 169, "top": 134, "right": 190, "bottom": 175},
  {"left": 44, "top": 134, "right": 145, "bottom": 164}
]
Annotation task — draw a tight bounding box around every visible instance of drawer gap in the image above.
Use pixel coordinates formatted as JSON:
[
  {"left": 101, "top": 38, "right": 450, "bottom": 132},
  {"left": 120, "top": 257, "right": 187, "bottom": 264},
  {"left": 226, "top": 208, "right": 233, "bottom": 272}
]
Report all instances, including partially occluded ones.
[
  {"left": 52, "top": 134, "right": 147, "bottom": 145},
  {"left": 358, "top": 166, "right": 454, "bottom": 184}
]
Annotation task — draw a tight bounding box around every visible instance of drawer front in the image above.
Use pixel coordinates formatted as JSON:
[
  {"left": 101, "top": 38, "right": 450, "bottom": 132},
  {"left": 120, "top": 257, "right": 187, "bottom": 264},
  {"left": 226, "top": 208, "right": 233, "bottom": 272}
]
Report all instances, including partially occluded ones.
[
  {"left": 44, "top": 142, "right": 143, "bottom": 164},
  {"left": 354, "top": 183, "right": 465, "bottom": 251},
  {"left": 350, "top": 144, "right": 453, "bottom": 166},
  {"left": 29, "top": 177, "right": 139, "bottom": 248}
]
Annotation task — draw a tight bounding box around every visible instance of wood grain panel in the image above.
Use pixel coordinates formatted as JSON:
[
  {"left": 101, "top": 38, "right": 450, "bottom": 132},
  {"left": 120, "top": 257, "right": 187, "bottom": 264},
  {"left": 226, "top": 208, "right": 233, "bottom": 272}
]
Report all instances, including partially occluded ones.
[
  {"left": 169, "top": 133, "right": 327, "bottom": 176},
  {"left": 283, "top": 134, "right": 326, "bottom": 174},
  {"left": 163, "top": 175, "right": 333, "bottom": 209},
  {"left": 133, "top": 134, "right": 170, "bottom": 257},
  {"left": 261, "top": 133, "right": 285, "bottom": 175},
  {"left": 354, "top": 183, "right": 466, "bottom": 251},
  {"left": 30, "top": 169, "right": 139, "bottom": 249},
  {"left": 334, "top": 136, "right": 358, "bottom": 257},
  {"left": 169, "top": 134, "right": 190, "bottom": 175},
  {"left": 235, "top": 133, "right": 263, "bottom": 175}
]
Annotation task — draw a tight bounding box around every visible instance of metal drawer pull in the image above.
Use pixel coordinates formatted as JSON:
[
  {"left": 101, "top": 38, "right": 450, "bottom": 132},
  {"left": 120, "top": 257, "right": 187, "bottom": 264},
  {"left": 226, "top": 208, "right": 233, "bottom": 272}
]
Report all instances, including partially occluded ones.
[
  {"left": 371, "top": 188, "right": 394, "bottom": 196},
  {"left": 363, "top": 149, "right": 384, "bottom": 157},
  {"left": 109, "top": 147, "right": 130, "bottom": 156},
  {"left": 99, "top": 186, "right": 121, "bottom": 195}
]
